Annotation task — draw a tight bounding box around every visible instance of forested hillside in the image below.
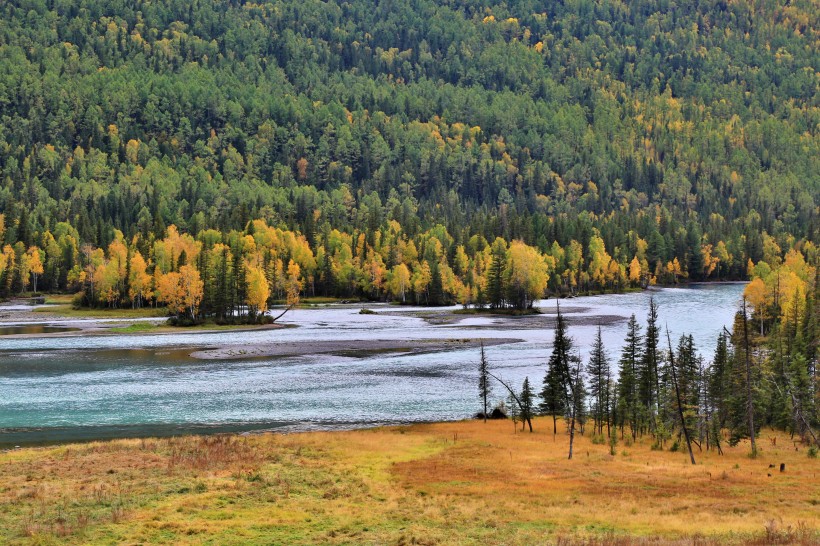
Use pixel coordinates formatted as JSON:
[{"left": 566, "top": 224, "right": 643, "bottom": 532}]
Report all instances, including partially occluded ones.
[{"left": 0, "top": 0, "right": 817, "bottom": 308}]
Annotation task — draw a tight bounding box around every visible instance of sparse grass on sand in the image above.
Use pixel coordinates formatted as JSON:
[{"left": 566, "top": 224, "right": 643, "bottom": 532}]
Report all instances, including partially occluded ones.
[{"left": 1, "top": 419, "right": 817, "bottom": 545}]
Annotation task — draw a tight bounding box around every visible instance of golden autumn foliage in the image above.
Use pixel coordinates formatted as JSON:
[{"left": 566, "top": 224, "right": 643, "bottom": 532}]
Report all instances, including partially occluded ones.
[
  {"left": 129, "top": 251, "right": 151, "bottom": 307},
  {"left": 388, "top": 262, "right": 411, "bottom": 302},
  {"left": 156, "top": 265, "right": 204, "bottom": 320},
  {"left": 6, "top": 214, "right": 797, "bottom": 319},
  {"left": 285, "top": 260, "right": 302, "bottom": 307},
  {"left": 245, "top": 264, "right": 270, "bottom": 315},
  {"left": 506, "top": 240, "right": 552, "bottom": 308},
  {"left": 25, "top": 246, "right": 44, "bottom": 292},
  {"left": 628, "top": 255, "right": 642, "bottom": 285},
  {"left": 746, "top": 247, "right": 816, "bottom": 335}
]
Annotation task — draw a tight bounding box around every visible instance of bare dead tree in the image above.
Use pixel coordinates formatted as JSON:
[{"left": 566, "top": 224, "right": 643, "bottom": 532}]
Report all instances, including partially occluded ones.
[
  {"left": 766, "top": 376, "right": 819, "bottom": 448},
  {"left": 271, "top": 304, "right": 294, "bottom": 322},
  {"left": 487, "top": 370, "right": 533, "bottom": 432}
]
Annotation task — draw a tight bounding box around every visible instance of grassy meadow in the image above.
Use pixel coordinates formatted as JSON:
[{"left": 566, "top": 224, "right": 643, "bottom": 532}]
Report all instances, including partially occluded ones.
[{"left": 1, "top": 418, "right": 817, "bottom": 545}]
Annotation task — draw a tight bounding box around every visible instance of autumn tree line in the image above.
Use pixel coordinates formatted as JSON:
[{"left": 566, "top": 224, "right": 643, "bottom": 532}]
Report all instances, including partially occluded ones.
[
  {"left": 485, "top": 249, "right": 818, "bottom": 459},
  {"left": 5, "top": 208, "right": 815, "bottom": 323}
]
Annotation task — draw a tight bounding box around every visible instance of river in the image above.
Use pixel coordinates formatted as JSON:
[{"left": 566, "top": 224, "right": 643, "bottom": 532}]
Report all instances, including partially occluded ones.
[{"left": 0, "top": 283, "right": 745, "bottom": 445}]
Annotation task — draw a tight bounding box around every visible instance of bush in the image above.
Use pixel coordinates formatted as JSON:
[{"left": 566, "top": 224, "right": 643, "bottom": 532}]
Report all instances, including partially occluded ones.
[
  {"left": 167, "top": 316, "right": 203, "bottom": 327},
  {"left": 72, "top": 291, "right": 86, "bottom": 309},
  {"left": 213, "top": 314, "right": 274, "bottom": 326},
  {"left": 809, "top": 446, "right": 818, "bottom": 459}
]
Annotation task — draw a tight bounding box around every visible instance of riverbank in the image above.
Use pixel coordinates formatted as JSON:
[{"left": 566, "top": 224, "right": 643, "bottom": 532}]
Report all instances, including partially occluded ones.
[
  {"left": 0, "top": 312, "right": 286, "bottom": 339},
  {"left": 1, "top": 418, "right": 816, "bottom": 545},
  {"left": 0, "top": 296, "right": 291, "bottom": 339}
]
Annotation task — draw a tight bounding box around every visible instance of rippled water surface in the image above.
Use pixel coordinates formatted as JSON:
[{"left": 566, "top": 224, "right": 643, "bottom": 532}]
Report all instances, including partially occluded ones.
[{"left": 0, "top": 283, "right": 745, "bottom": 444}]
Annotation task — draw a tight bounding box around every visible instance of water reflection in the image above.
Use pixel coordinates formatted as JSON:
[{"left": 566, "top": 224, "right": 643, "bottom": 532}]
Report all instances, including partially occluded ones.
[{"left": 0, "top": 325, "right": 79, "bottom": 336}]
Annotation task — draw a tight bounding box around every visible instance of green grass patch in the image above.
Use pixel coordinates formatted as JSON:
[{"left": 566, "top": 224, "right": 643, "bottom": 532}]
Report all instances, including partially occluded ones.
[
  {"left": 43, "top": 294, "right": 75, "bottom": 305},
  {"left": 107, "top": 323, "right": 160, "bottom": 334}
]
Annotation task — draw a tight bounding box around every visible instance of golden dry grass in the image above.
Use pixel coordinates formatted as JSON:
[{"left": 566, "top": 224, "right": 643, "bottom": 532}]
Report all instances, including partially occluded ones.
[{"left": 0, "top": 419, "right": 817, "bottom": 545}]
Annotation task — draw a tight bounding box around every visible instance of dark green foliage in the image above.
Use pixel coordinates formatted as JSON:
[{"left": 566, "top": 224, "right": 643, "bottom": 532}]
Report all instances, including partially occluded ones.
[
  {"left": 617, "top": 315, "right": 642, "bottom": 439},
  {"left": 586, "top": 326, "right": 610, "bottom": 437},
  {"left": 487, "top": 239, "right": 507, "bottom": 309},
  {"left": 640, "top": 297, "right": 661, "bottom": 431},
  {"left": 726, "top": 307, "right": 762, "bottom": 448},
  {"left": 542, "top": 304, "right": 585, "bottom": 457},
  {"left": 519, "top": 377, "right": 535, "bottom": 433},
  {"left": 540, "top": 313, "right": 569, "bottom": 435},
  {"left": 479, "top": 342, "right": 492, "bottom": 421}
]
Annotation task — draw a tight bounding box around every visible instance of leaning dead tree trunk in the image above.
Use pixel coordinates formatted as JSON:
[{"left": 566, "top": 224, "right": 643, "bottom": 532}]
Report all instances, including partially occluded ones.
[
  {"left": 787, "top": 388, "right": 819, "bottom": 448},
  {"left": 487, "top": 371, "right": 532, "bottom": 432},
  {"left": 271, "top": 304, "right": 294, "bottom": 322},
  {"left": 767, "top": 377, "right": 820, "bottom": 448},
  {"left": 667, "top": 328, "right": 696, "bottom": 465}
]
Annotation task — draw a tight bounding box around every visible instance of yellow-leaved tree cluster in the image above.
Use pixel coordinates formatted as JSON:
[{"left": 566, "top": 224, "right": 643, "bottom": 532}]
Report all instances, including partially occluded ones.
[{"left": 0, "top": 211, "right": 752, "bottom": 322}]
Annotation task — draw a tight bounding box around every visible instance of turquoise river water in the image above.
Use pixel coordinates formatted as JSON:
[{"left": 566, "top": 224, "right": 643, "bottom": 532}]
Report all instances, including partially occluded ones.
[{"left": 0, "top": 283, "right": 745, "bottom": 445}]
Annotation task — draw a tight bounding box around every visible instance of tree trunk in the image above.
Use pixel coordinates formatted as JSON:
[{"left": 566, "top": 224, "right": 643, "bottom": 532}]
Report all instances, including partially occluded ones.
[
  {"left": 272, "top": 304, "right": 294, "bottom": 322},
  {"left": 742, "top": 298, "right": 757, "bottom": 456},
  {"left": 668, "top": 329, "right": 696, "bottom": 465},
  {"left": 487, "top": 371, "right": 532, "bottom": 432}
]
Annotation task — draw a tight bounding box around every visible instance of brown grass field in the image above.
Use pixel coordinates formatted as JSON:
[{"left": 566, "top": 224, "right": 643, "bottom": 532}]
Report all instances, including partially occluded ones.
[{"left": 1, "top": 418, "right": 818, "bottom": 545}]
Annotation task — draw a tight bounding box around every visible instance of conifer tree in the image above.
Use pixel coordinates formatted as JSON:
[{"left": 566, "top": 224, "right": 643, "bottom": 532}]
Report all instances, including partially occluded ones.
[
  {"left": 541, "top": 343, "right": 567, "bottom": 436},
  {"left": 572, "top": 355, "right": 587, "bottom": 436},
  {"left": 617, "top": 315, "right": 642, "bottom": 439},
  {"left": 543, "top": 305, "right": 580, "bottom": 458},
  {"left": 587, "top": 326, "right": 610, "bottom": 436},
  {"left": 487, "top": 238, "right": 507, "bottom": 309},
  {"left": 706, "top": 331, "right": 731, "bottom": 452},
  {"left": 640, "top": 297, "right": 661, "bottom": 432},
  {"left": 667, "top": 329, "right": 696, "bottom": 465},
  {"left": 520, "top": 377, "right": 535, "bottom": 433},
  {"left": 478, "top": 342, "right": 491, "bottom": 422},
  {"left": 727, "top": 301, "right": 759, "bottom": 454}
]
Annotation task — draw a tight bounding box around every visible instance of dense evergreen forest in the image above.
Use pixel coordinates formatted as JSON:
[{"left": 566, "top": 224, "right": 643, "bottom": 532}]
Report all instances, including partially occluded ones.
[
  {"left": 493, "top": 254, "right": 818, "bottom": 457},
  {"left": 0, "top": 0, "right": 817, "bottom": 314}
]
